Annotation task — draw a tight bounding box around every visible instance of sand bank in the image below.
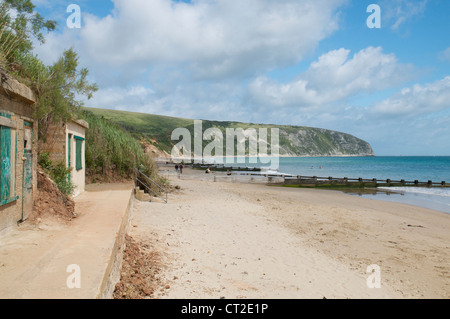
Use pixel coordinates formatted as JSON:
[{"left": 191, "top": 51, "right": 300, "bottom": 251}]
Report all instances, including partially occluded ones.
[{"left": 127, "top": 171, "right": 450, "bottom": 299}]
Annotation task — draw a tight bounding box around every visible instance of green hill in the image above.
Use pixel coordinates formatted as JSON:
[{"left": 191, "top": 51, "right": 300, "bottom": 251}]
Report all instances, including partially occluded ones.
[{"left": 84, "top": 107, "right": 375, "bottom": 157}]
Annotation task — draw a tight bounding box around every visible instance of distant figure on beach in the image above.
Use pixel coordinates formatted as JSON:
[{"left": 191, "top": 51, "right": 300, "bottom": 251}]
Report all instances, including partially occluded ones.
[
  {"left": 205, "top": 168, "right": 211, "bottom": 174},
  {"left": 175, "top": 164, "right": 179, "bottom": 173},
  {"left": 180, "top": 164, "right": 184, "bottom": 174},
  {"left": 227, "top": 170, "right": 232, "bottom": 176}
]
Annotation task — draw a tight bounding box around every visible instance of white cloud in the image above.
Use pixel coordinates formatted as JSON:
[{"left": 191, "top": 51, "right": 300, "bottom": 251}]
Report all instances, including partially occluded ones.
[
  {"left": 380, "top": 0, "right": 428, "bottom": 30},
  {"left": 77, "top": 0, "right": 344, "bottom": 79},
  {"left": 439, "top": 47, "right": 450, "bottom": 62},
  {"left": 84, "top": 79, "right": 247, "bottom": 122},
  {"left": 372, "top": 76, "right": 450, "bottom": 117},
  {"left": 247, "top": 47, "right": 414, "bottom": 109}
]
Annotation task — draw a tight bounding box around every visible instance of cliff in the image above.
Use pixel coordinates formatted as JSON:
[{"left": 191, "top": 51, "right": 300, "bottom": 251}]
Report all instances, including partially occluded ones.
[{"left": 84, "top": 108, "right": 375, "bottom": 157}]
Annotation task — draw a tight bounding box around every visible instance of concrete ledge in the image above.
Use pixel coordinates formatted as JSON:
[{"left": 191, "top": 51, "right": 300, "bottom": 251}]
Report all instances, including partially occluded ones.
[
  {"left": 98, "top": 189, "right": 134, "bottom": 299},
  {"left": 73, "top": 119, "right": 89, "bottom": 129},
  {"left": 0, "top": 72, "right": 37, "bottom": 104},
  {"left": 0, "top": 184, "right": 134, "bottom": 299}
]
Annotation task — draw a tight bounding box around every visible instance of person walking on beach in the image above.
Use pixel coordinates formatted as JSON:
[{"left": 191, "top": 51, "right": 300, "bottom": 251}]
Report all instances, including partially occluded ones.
[
  {"left": 175, "top": 164, "right": 179, "bottom": 173},
  {"left": 180, "top": 164, "right": 184, "bottom": 174}
]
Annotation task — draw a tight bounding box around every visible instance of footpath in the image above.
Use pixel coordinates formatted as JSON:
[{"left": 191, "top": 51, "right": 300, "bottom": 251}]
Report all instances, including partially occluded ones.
[{"left": 0, "top": 183, "right": 134, "bottom": 299}]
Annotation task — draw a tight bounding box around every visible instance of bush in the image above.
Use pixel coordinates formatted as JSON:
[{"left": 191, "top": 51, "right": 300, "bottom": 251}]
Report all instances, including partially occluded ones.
[
  {"left": 38, "top": 152, "right": 52, "bottom": 171},
  {"left": 38, "top": 152, "right": 75, "bottom": 196},
  {"left": 50, "top": 162, "right": 75, "bottom": 195}
]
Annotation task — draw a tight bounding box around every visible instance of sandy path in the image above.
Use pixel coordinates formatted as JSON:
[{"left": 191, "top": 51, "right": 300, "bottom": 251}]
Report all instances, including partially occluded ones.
[{"left": 127, "top": 175, "right": 448, "bottom": 299}]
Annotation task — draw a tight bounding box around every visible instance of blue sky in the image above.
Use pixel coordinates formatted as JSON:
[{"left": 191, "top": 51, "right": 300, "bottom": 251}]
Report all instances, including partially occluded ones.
[{"left": 32, "top": 0, "right": 450, "bottom": 156}]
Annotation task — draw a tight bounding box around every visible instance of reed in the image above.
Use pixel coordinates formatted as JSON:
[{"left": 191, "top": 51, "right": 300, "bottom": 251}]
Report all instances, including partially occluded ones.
[{"left": 81, "top": 110, "right": 165, "bottom": 185}]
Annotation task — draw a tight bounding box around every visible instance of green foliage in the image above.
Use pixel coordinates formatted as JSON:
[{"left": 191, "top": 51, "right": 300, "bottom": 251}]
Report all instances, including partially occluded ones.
[
  {"left": 38, "top": 151, "right": 52, "bottom": 170},
  {"left": 38, "top": 152, "right": 75, "bottom": 195},
  {"left": 81, "top": 110, "right": 163, "bottom": 184},
  {"left": 51, "top": 162, "right": 75, "bottom": 195},
  {"left": 84, "top": 107, "right": 193, "bottom": 154},
  {"left": 27, "top": 48, "right": 98, "bottom": 139},
  {"left": 0, "top": 0, "right": 56, "bottom": 69}
]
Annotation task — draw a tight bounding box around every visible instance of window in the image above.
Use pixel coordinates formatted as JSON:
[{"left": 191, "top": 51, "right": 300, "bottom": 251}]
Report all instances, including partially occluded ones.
[
  {"left": 0, "top": 113, "right": 18, "bottom": 206},
  {"left": 74, "top": 136, "right": 84, "bottom": 171}
]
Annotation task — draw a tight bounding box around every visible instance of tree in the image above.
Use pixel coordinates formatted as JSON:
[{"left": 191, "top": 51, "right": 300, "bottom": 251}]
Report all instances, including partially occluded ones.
[
  {"left": 0, "top": 0, "right": 98, "bottom": 139},
  {"left": 0, "top": 0, "right": 56, "bottom": 69},
  {"left": 26, "top": 47, "right": 98, "bottom": 138}
]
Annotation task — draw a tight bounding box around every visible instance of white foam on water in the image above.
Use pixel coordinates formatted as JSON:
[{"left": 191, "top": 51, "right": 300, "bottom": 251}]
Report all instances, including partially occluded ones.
[{"left": 378, "top": 187, "right": 450, "bottom": 198}]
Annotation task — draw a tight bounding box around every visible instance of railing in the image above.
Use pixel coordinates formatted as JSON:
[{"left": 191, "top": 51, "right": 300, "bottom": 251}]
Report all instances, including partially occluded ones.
[{"left": 134, "top": 168, "right": 168, "bottom": 203}]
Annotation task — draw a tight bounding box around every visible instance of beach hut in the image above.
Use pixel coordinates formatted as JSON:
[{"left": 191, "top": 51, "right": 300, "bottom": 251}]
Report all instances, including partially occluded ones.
[
  {"left": 39, "top": 119, "right": 89, "bottom": 198},
  {"left": 0, "top": 71, "right": 38, "bottom": 233}
]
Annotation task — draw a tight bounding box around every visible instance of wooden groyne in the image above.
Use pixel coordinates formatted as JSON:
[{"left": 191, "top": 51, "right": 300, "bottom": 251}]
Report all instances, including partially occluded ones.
[
  {"left": 231, "top": 172, "right": 449, "bottom": 188},
  {"left": 283, "top": 176, "right": 449, "bottom": 188}
]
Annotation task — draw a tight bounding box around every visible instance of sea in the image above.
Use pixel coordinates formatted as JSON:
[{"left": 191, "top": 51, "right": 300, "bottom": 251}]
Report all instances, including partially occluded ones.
[{"left": 204, "top": 156, "right": 450, "bottom": 214}]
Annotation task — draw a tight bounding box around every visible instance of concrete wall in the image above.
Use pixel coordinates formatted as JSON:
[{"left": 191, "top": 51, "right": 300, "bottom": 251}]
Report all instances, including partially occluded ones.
[
  {"left": 0, "top": 73, "right": 37, "bottom": 235},
  {"left": 66, "top": 120, "right": 88, "bottom": 197},
  {"left": 39, "top": 119, "right": 88, "bottom": 198}
]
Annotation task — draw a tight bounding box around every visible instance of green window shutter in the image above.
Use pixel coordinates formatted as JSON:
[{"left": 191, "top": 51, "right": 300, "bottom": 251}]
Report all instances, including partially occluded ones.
[
  {"left": 1, "top": 125, "right": 12, "bottom": 201},
  {"left": 76, "top": 138, "right": 82, "bottom": 171},
  {"left": 0, "top": 126, "right": 13, "bottom": 204},
  {"left": 0, "top": 113, "right": 18, "bottom": 205}
]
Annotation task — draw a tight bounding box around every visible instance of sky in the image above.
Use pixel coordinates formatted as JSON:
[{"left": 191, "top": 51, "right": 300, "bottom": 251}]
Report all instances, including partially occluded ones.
[{"left": 31, "top": 0, "right": 450, "bottom": 156}]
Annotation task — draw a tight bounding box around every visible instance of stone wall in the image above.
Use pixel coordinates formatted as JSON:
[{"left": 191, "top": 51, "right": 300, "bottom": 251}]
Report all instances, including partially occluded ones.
[
  {"left": 0, "top": 72, "right": 37, "bottom": 234},
  {"left": 39, "top": 122, "right": 67, "bottom": 164}
]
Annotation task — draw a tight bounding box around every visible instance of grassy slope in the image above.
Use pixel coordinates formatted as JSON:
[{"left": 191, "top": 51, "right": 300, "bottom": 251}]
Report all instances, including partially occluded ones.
[
  {"left": 84, "top": 107, "right": 373, "bottom": 156},
  {"left": 85, "top": 108, "right": 193, "bottom": 153}
]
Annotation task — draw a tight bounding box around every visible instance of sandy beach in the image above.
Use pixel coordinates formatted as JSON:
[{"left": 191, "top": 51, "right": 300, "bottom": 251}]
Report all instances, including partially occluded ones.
[{"left": 122, "top": 168, "right": 450, "bottom": 299}]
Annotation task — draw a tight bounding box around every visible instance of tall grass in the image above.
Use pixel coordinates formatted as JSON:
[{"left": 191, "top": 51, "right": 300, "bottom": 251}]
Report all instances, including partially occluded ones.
[
  {"left": 0, "top": 6, "right": 22, "bottom": 71},
  {"left": 81, "top": 110, "right": 163, "bottom": 184}
]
